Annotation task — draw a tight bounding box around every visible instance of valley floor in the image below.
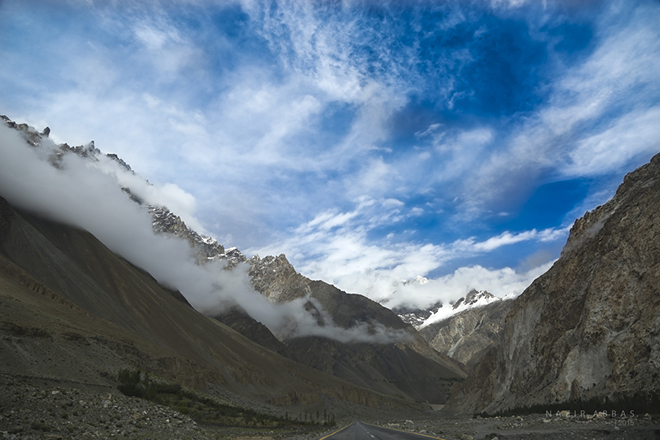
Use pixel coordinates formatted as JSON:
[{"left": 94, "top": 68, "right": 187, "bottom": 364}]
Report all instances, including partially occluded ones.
[
  {"left": 374, "top": 413, "right": 660, "bottom": 440},
  {"left": 0, "top": 374, "right": 335, "bottom": 440},
  {"left": 2, "top": 373, "right": 659, "bottom": 440}
]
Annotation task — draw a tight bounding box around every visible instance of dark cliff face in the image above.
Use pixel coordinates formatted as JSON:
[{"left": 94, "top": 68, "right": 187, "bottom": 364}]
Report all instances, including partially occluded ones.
[{"left": 448, "top": 153, "right": 660, "bottom": 415}]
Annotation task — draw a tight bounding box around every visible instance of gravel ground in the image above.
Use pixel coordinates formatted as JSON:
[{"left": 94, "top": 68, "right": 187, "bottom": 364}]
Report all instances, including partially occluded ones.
[
  {"left": 2, "top": 373, "right": 658, "bottom": 440},
  {"left": 369, "top": 412, "right": 660, "bottom": 440},
  {"left": 0, "top": 374, "right": 335, "bottom": 440}
]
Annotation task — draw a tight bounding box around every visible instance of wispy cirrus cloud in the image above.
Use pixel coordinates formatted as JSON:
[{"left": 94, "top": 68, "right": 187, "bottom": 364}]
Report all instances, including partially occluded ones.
[{"left": 456, "top": 1, "right": 660, "bottom": 219}]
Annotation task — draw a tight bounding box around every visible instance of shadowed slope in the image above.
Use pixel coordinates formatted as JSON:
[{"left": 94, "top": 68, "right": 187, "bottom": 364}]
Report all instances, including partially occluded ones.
[{"left": 0, "top": 196, "right": 432, "bottom": 418}]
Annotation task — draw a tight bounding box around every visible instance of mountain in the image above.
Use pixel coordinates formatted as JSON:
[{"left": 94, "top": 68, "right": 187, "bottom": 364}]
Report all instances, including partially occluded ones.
[
  {"left": 123, "top": 160, "right": 468, "bottom": 404},
  {"left": 419, "top": 297, "right": 513, "bottom": 370},
  {"left": 215, "top": 255, "right": 467, "bottom": 404},
  {"left": 448, "top": 152, "right": 660, "bottom": 415},
  {"left": 0, "top": 193, "right": 432, "bottom": 421},
  {"left": 0, "top": 115, "right": 462, "bottom": 416},
  {"left": 390, "top": 284, "right": 503, "bottom": 329},
  {"left": 137, "top": 174, "right": 468, "bottom": 404}
]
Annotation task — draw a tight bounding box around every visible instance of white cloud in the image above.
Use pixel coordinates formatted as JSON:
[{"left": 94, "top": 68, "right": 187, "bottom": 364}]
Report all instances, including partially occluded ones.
[
  {"left": 250, "top": 198, "right": 568, "bottom": 308},
  {"left": 457, "top": 1, "right": 660, "bottom": 217},
  {"left": 3, "top": 0, "right": 657, "bottom": 319},
  {"left": 92, "top": 154, "right": 205, "bottom": 233},
  {"left": 469, "top": 227, "right": 569, "bottom": 252},
  {"left": 563, "top": 106, "right": 660, "bottom": 177},
  {"left": 390, "top": 262, "right": 554, "bottom": 310}
]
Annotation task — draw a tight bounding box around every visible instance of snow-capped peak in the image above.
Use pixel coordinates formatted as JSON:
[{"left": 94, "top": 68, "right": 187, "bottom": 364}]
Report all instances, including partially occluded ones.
[{"left": 419, "top": 289, "right": 500, "bottom": 328}]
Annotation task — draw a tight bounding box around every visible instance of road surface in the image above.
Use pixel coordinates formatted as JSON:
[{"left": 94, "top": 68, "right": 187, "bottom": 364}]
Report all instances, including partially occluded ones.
[{"left": 320, "top": 422, "right": 446, "bottom": 440}]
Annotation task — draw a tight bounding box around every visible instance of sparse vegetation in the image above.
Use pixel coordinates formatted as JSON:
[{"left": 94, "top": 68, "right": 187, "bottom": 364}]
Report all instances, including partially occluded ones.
[{"left": 116, "top": 368, "right": 335, "bottom": 429}]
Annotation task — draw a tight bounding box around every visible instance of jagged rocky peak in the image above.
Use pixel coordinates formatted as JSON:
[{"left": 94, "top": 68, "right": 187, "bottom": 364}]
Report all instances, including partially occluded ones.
[
  {"left": 391, "top": 286, "right": 500, "bottom": 329},
  {"left": 452, "top": 289, "right": 495, "bottom": 310},
  {"left": 248, "top": 253, "right": 312, "bottom": 302},
  {"left": 148, "top": 205, "right": 226, "bottom": 264},
  {"left": 2, "top": 114, "right": 46, "bottom": 147},
  {"left": 1, "top": 115, "right": 129, "bottom": 170},
  {"left": 106, "top": 153, "right": 132, "bottom": 172},
  {"left": 60, "top": 140, "right": 100, "bottom": 158},
  {"left": 221, "top": 246, "right": 248, "bottom": 269}
]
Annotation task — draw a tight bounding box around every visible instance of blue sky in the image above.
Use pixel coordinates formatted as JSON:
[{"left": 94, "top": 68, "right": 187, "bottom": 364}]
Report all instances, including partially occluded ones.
[{"left": 1, "top": 0, "right": 659, "bottom": 308}]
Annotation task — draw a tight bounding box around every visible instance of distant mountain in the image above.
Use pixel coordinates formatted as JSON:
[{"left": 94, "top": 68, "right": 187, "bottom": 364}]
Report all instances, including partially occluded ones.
[
  {"left": 419, "top": 297, "right": 513, "bottom": 370},
  {"left": 390, "top": 282, "right": 504, "bottom": 329},
  {"left": 390, "top": 288, "right": 512, "bottom": 371},
  {"left": 448, "top": 152, "right": 660, "bottom": 415}
]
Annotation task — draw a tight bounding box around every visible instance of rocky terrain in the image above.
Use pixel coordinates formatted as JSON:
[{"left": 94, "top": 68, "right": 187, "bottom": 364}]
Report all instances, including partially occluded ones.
[
  {"left": 2, "top": 116, "right": 660, "bottom": 438},
  {"left": 379, "top": 411, "right": 660, "bottom": 440},
  {"left": 448, "top": 152, "right": 660, "bottom": 416},
  {"left": 3, "top": 372, "right": 659, "bottom": 440},
  {"left": 419, "top": 297, "right": 512, "bottom": 370}
]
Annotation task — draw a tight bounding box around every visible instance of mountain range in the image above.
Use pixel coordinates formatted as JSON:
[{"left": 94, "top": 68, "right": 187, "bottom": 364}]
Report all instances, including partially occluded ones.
[
  {"left": 0, "top": 116, "right": 464, "bottom": 422},
  {"left": 1, "top": 115, "right": 659, "bottom": 427}
]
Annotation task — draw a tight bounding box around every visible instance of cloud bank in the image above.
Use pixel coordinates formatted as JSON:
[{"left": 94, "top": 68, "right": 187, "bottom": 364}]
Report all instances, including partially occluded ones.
[{"left": 0, "top": 122, "right": 404, "bottom": 343}]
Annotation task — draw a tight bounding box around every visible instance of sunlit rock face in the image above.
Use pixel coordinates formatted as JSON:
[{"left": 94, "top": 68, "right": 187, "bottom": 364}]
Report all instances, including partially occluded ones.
[
  {"left": 419, "top": 298, "right": 512, "bottom": 370},
  {"left": 450, "top": 153, "right": 660, "bottom": 415}
]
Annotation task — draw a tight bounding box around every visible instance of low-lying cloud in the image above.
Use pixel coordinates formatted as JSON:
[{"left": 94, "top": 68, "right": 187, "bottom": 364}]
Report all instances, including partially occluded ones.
[
  {"left": 251, "top": 202, "right": 565, "bottom": 310},
  {"left": 0, "top": 122, "right": 404, "bottom": 344}
]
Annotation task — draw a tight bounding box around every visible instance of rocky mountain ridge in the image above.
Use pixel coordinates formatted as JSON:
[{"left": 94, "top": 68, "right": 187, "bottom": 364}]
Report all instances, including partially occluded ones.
[{"left": 448, "top": 152, "right": 660, "bottom": 415}]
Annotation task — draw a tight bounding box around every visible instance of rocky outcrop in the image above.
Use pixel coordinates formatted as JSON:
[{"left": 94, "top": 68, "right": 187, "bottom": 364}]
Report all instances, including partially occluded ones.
[
  {"left": 392, "top": 301, "right": 444, "bottom": 327},
  {"left": 449, "top": 153, "right": 660, "bottom": 415},
  {"left": 149, "top": 206, "right": 225, "bottom": 264},
  {"left": 420, "top": 299, "right": 512, "bottom": 370},
  {"left": 248, "top": 254, "right": 312, "bottom": 302}
]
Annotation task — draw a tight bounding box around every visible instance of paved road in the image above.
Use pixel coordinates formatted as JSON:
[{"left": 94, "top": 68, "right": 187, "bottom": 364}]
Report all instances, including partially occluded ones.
[{"left": 320, "top": 422, "right": 446, "bottom": 440}]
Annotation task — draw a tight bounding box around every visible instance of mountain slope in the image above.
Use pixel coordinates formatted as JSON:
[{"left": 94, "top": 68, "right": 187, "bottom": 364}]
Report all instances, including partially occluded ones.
[
  {"left": 419, "top": 298, "right": 512, "bottom": 370},
  {"left": 216, "top": 259, "right": 466, "bottom": 404},
  {"left": 448, "top": 153, "right": 660, "bottom": 415},
  {"left": 0, "top": 196, "right": 432, "bottom": 419},
  {"left": 0, "top": 115, "right": 463, "bottom": 408}
]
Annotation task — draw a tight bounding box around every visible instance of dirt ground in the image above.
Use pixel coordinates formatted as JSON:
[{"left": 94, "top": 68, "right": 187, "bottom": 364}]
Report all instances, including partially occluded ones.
[{"left": 372, "top": 411, "right": 660, "bottom": 440}]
